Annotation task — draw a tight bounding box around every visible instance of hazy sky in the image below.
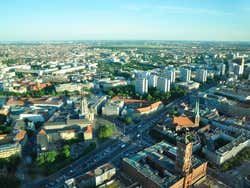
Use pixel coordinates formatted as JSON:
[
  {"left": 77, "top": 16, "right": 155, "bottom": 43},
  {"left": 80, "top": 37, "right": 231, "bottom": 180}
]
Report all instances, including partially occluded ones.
[{"left": 1, "top": 0, "right": 250, "bottom": 41}]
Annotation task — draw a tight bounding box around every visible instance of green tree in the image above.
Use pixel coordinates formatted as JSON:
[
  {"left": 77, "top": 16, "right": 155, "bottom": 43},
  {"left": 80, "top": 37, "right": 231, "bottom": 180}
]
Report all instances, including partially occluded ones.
[
  {"left": 36, "top": 151, "right": 58, "bottom": 166},
  {"left": 62, "top": 145, "right": 71, "bottom": 158},
  {"left": 108, "top": 90, "right": 114, "bottom": 97},
  {"left": 0, "top": 175, "right": 20, "bottom": 188},
  {"left": 46, "top": 151, "right": 57, "bottom": 163},
  {"left": 125, "top": 117, "right": 132, "bottom": 125},
  {"left": 0, "top": 114, "right": 7, "bottom": 124},
  {"left": 98, "top": 124, "right": 116, "bottom": 139}
]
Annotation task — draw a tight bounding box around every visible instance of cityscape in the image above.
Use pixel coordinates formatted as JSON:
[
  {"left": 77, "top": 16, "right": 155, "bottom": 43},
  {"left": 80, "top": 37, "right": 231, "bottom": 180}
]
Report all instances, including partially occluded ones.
[{"left": 0, "top": 1, "right": 250, "bottom": 188}]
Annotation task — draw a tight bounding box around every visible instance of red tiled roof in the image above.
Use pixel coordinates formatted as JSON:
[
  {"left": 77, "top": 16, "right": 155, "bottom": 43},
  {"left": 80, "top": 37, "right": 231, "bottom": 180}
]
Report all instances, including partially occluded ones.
[
  {"left": 136, "top": 101, "right": 162, "bottom": 113},
  {"left": 111, "top": 97, "right": 149, "bottom": 104},
  {"left": 85, "top": 125, "right": 93, "bottom": 134},
  {"left": 173, "top": 116, "right": 195, "bottom": 127},
  {"left": 38, "top": 129, "right": 46, "bottom": 135},
  {"left": 15, "top": 130, "right": 26, "bottom": 141}
]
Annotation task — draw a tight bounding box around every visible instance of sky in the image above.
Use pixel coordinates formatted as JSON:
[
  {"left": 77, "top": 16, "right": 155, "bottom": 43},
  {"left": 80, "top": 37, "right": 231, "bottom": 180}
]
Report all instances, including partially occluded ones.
[{"left": 0, "top": 0, "right": 250, "bottom": 41}]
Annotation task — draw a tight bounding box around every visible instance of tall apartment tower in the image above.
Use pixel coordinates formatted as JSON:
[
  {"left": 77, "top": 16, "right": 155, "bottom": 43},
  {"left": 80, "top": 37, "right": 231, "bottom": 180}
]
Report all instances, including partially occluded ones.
[
  {"left": 165, "top": 68, "right": 176, "bottom": 83},
  {"left": 195, "top": 69, "right": 207, "bottom": 83},
  {"left": 135, "top": 78, "right": 148, "bottom": 95},
  {"left": 233, "top": 58, "right": 245, "bottom": 76},
  {"left": 175, "top": 138, "right": 193, "bottom": 176},
  {"left": 219, "top": 63, "right": 226, "bottom": 75},
  {"left": 148, "top": 74, "right": 158, "bottom": 88},
  {"left": 180, "top": 68, "right": 191, "bottom": 82},
  {"left": 157, "top": 76, "right": 170, "bottom": 93},
  {"left": 194, "top": 98, "right": 200, "bottom": 126}
]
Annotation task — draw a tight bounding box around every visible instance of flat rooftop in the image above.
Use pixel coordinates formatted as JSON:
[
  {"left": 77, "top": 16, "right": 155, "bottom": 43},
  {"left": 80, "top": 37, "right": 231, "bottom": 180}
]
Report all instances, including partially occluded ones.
[{"left": 123, "top": 141, "right": 204, "bottom": 187}]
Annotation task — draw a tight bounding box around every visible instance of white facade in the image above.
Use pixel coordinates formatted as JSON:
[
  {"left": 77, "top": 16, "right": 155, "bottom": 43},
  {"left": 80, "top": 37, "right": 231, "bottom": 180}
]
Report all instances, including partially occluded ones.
[
  {"left": 196, "top": 69, "right": 207, "bottom": 83},
  {"left": 234, "top": 64, "right": 244, "bottom": 75},
  {"left": 219, "top": 63, "right": 226, "bottom": 75},
  {"left": 148, "top": 74, "right": 158, "bottom": 88},
  {"left": 180, "top": 68, "right": 191, "bottom": 82},
  {"left": 157, "top": 77, "right": 170, "bottom": 93},
  {"left": 203, "top": 135, "right": 250, "bottom": 165},
  {"left": 19, "top": 114, "right": 45, "bottom": 122},
  {"left": 135, "top": 78, "right": 148, "bottom": 94},
  {"left": 165, "top": 69, "right": 176, "bottom": 83},
  {"left": 102, "top": 101, "right": 124, "bottom": 116}
]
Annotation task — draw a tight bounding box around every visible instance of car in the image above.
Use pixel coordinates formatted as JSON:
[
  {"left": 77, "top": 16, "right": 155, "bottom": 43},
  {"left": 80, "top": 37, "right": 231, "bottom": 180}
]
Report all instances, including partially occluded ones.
[
  {"left": 49, "top": 182, "right": 55, "bottom": 186},
  {"left": 121, "top": 144, "right": 126, "bottom": 148}
]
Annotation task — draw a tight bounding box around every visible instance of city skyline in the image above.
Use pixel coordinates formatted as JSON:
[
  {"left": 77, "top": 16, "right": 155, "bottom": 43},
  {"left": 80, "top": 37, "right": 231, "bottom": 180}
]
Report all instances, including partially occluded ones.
[{"left": 1, "top": 0, "right": 250, "bottom": 41}]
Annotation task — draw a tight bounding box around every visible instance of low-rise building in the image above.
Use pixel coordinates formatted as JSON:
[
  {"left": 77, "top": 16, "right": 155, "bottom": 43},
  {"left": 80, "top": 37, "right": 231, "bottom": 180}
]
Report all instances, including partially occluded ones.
[
  {"left": 199, "top": 126, "right": 250, "bottom": 165},
  {"left": 0, "top": 142, "right": 21, "bottom": 158},
  {"left": 0, "top": 129, "right": 27, "bottom": 158},
  {"left": 83, "top": 125, "right": 93, "bottom": 140},
  {"left": 102, "top": 100, "right": 124, "bottom": 116},
  {"left": 176, "top": 81, "right": 200, "bottom": 91},
  {"left": 64, "top": 163, "right": 116, "bottom": 188},
  {"left": 37, "top": 128, "right": 78, "bottom": 152}
]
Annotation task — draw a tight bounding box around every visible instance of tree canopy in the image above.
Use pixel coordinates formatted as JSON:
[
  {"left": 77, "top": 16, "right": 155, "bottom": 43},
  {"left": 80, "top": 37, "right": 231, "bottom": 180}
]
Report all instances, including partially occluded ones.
[{"left": 98, "top": 124, "right": 116, "bottom": 139}]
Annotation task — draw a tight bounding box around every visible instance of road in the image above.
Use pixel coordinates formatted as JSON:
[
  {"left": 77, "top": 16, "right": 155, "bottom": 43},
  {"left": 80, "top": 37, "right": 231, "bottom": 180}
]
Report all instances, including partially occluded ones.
[{"left": 23, "top": 82, "right": 218, "bottom": 188}]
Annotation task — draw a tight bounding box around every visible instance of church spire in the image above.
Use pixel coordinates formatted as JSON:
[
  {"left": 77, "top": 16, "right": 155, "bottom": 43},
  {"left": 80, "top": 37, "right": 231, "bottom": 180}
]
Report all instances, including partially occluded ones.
[{"left": 194, "top": 98, "right": 200, "bottom": 126}]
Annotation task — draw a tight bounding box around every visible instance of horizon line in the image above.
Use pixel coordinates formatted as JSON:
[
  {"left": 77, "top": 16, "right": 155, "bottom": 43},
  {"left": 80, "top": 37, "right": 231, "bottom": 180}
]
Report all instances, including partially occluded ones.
[{"left": 1, "top": 39, "right": 250, "bottom": 43}]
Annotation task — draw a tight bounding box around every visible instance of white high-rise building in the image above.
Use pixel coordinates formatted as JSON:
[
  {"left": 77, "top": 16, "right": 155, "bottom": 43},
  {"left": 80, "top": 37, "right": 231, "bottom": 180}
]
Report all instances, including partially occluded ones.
[
  {"left": 165, "top": 69, "right": 176, "bottom": 83},
  {"left": 234, "top": 64, "right": 244, "bottom": 75},
  {"left": 195, "top": 69, "right": 207, "bottom": 83},
  {"left": 233, "top": 58, "right": 244, "bottom": 76},
  {"left": 180, "top": 68, "right": 191, "bottom": 82},
  {"left": 218, "top": 63, "right": 226, "bottom": 75},
  {"left": 136, "top": 71, "right": 149, "bottom": 78},
  {"left": 186, "top": 56, "right": 192, "bottom": 64},
  {"left": 135, "top": 78, "right": 148, "bottom": 94},
  {"left": 157, "top": 76, "right": 170, "bottom": 93},
  {"left": 148, "top": 74, "right": 158, "bottom": 88}
]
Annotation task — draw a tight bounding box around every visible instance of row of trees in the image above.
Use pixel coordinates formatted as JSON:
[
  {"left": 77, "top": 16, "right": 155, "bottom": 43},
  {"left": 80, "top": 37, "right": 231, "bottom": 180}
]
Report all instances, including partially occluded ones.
[
  {"left": 0, "top": 85, "right": 56, "bottom": 98},
  {"left": 105, "top": 85, "right": 187, "bottom": 104},
  {"left": 36, "top": 144, "right": 71, "bottom": 167},
  {"left": 0, "top": 154, "right": 21, "bottom": 188},
  {"left": 221, "top": 146, "right": 250, "bottom": 172},
  {"left": 0, "top": 155, "right": 21, "bottom": 173},
  {"left": 0, "top": 175, "right": 20, "bottom": 188},
  {"left": 0, "top": 86, "right": 86, "bottom": 98},
  {"left": 36, "top": 142, "right": 96, "bottom": 175},
  {"left": 0, "top": 114, "right": 12, "bottom": 134}
]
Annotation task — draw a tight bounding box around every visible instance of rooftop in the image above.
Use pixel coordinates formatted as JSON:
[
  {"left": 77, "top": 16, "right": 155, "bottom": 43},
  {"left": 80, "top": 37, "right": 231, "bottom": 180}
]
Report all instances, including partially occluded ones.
[
  {"left": 123, "top": 141, "right": 204, "bottom": 187},
  {"left": 173, "top": 116, "right": 195, "bottom": 127}
]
